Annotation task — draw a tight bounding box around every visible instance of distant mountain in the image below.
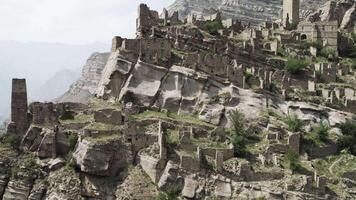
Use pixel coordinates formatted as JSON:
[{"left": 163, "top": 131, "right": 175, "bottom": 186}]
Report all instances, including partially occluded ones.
[
  {"left": 57, "top": 52, "right": 110, "bottom": 103},
  {"left": 33, "top": 69, "right": 81, "bottom": 102},
  {"left": 0, "top": 41, "right": 109, "bottom": 121},
  {"left": 167, "top": 0, "right": 329, "bottom": 24}
]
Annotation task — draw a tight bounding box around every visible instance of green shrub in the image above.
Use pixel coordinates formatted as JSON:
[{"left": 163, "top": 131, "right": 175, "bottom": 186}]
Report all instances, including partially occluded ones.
[
  {"left": 284, "top": 57, "right": 309, "bottom": 74},
  {"left": 60, "top": 111, "right": 75, "bottom": 120},
  {"left": 155, "top": 186, "right": 179, "bottom": 200},
  {"left": 1, "top": 134, "right": 22, "bottom": 150},
  {"left": 203, "top": 21, "right": 223, "bottom": 36},
  {"left": 286, "top": 21, "right": 298, "bottom": 30},
  {"left": 277, "top": 47, "right": 287, "bottom": 57},
  {"left": 338, "top": 120, "right": 356, "bottom": 155},
  {"left": 230, "top": 110, "right": 245, "bottom": 136},
  {"left": 229, "top": 110, "right": 247, "bottom": 157},
  {"left": 307, "top": 122, "right": 330, "bottom": 145},
  {"left": 320, "top": 47, "right": 336, "bottom": 58},
  {"left": 68, "top": 132, "right": 78, "bottom": 151},
  {"left": 232, "top": 134, "right": 247, "bottom": 157},
  {"left": 65, "top": 151, "right": 76, "bottom": 169},
  {"left": 297, "top": 41, "right": 322, "bottom": 51},
  {"left": 285, "top": 115, "right": 303, "bottom": 132},
  {"left": 283, "top": 149, "right": 300, "bottom": 171},
  {"left": 340, "top": 58, "right": 356, "bottom": 70}
]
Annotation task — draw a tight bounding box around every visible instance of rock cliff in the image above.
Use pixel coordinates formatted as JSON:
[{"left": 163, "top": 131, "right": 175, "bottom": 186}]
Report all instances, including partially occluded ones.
[
  {"left": 57, "top": 52, "right": 110, "bottom": 103},
  {"left": 167, "top": 0, "right": 329, "bottom": 24}
]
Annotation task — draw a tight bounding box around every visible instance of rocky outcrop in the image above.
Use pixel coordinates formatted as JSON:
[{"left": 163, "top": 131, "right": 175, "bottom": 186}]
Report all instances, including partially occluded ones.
[
  {"left": 73, "top": 137, "right": 133, "bottom": 176},
  {"left": 21, "top": 126, "right": 70, "bottom": 159},
  {"left": 28, "top": 180, "right": 46, "bottom": 200},
  {"left": 57, "top": 52, "right": 110, "bottom": 103},
  {"left": 94, "top": 109, "right": 124, "bottom": 125},
  {"left": 139, "top": 154, "right": 166, "bottom": 183},
  {"left": 100, "top": 60, "right": 267, "bottom": 125},
  {"left": 168, "top": 0, "right": 328, "bottom": 25},
  {"left": 2, "top": 181, "right": 31, "bottom": 200},
  {"left": 157, "top": 161, "right": 182, "bottom": 190},
  {"left": 96, "top": 52, "right": 134, "bottom": 99},
  {"left": 307, "top": 0, "right": 356, "bottom": 29},
  {"left": 46, "top": 168, "right": 81, "bottom": 200}
]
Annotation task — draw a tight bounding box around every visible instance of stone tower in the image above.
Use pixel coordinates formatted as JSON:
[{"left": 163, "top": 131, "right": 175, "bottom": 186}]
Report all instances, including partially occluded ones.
[
  {"left": 283, "top": 0, "right": 300, "bottom": 25},
  {"left": 7, "top": 79, "right": 29, "bottom": 135},
  {"left": 136, "top": 4, "right": 159, "bottom": 38}
]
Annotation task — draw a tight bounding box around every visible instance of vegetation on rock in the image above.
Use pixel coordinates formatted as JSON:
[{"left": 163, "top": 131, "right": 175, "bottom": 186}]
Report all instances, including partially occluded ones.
[
  {"left": 283, "top": 149, "right": 301, "bottom": 171},
  {"left": 285, "top": 115, "right": 303, "bottom": 132},
  {"left": 229, "top": 110, "right": 247, "bottom": 157},
  {"left": 284, "top": 57, "right": 309, "bottom": 74},
  {"left": 338, "top": 120, "right": 356, "bottom": 155},
  {"left": 202, "top": 21, "right": 223, "bottom": 36}
]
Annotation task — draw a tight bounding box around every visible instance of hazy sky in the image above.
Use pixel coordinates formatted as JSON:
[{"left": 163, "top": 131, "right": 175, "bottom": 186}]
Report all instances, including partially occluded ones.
[{"left": 0, "top": 0, "right": 175, "bottom": 44}]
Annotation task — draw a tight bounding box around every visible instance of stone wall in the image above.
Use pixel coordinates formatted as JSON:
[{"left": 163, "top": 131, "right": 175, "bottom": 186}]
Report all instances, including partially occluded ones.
[
  {"left": 298, "top": 21, "right": 338, "bottom": 49},
  {"left": 307, "top": 143, "right": 338, "bottom": 159},
  {"left": 136, "top": 4, "right": 160, "bottom": 37},
  {"left": 29, "top": 102, "right": 59, "bottom": 126}
]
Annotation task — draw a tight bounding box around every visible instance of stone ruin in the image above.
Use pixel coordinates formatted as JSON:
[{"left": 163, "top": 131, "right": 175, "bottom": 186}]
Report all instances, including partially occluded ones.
[{"left": 7, "top": 79, "right": 29, "bottom": 136}]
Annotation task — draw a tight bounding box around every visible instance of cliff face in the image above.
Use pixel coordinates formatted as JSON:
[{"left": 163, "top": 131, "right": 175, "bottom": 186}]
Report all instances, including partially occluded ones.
[
  {"left": 167, "top": 0, "right": 329, "bottom": 24},
  {"left": 307, "top": 0, "right": 356, "bottom": 30},
  {"left": 57, "top": 52, "right": 110, "bottom": 103}
]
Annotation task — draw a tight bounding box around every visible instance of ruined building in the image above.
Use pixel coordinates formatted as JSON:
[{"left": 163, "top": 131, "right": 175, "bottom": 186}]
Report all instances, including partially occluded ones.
[
  {"left": 7, "top": 79, "right": 29, "bottom": 135},
  {"left": 283, "top": 0, "right": 300, "bottom": 25},
  {"left": 297, "top": 20, "right": 339, "bottom": 49},
  {"left": 136, "top": 4, "right": 159, "bottom": 38}
]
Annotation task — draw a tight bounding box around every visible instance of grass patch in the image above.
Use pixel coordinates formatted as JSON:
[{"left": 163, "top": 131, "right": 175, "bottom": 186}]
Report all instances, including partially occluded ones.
[
  {"left": 313, "top": 153, "right": 356, "bottom": 178},
  {"left": 85, "top": 122, "right": 121, "bottom": 131},
  {"left": 191, "top": 138, "right": 228, "bottom": 149},
  {"left": 166, "top": 129, "right": 179, "bottom": 147},
  {"left": 132, "top": 110, "right": 215, "bottom": 128},
  {"left": 89, "top": 98, "right": 122, "bottom": 110},
  {"left": 171, "top": 48, "right": 188, "bottom": 57},
  {"left": 0, "top": 134, "right": 22, "bottom": 151},
  {"left": 84, "top": 133, "right": 121, "bottom": 143},
  {"left": 60, "top": 114, "right": 93, "bottom": 125}
]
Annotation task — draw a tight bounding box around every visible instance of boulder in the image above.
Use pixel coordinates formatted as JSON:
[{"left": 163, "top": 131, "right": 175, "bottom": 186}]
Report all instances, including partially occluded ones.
[
  {"left": 37, "top": 129, "right": 56, "bottom": 158},
  {"left": 119, "top": 61, "right": 168, "bottom": 106},
  {"left": 73, "top": 138, "right": 133, "bottom": 176},
  {"left": 28, "top": 180, "right": 46, "bottom": 200},
  {"left": 182, "top": 176, "right": 198, "bottom": 199},
  {"left": 48, "top": 158, "right": 65, "bottom": 171},
  {"left": 215, "top": 181, "right": 232, "bottom": 198},
  {"left": 199, "top": 104, "right": 224, "bottom": 125},
  {"left": 46, "top": 168, "right": 81, "bottom": 200},
  {"left": 94, "top": 108, "right": 123, "bottom": 125},
  {"left": 157, "top": 161, "right": 182, "bottom": 190},
  {"left": 139, "top": 154, "right": 166, "bottom": 183},
  {"left": 3, "top": 181, "right": 31, "bottom": 200},
  {"left": 96, "top": 52, "right": 133, "bottom": 99},
  {"left": 21, "top": 126, "right": 43, "bottom": 152}
]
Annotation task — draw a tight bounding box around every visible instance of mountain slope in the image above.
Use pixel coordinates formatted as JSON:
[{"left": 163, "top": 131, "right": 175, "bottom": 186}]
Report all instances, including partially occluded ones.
[
  {"left": 167, "top": 0, "right": 329, "bottom": 24},
  {"left": 56, "top": 52, "right": 110, "bottom": 103},
  {"left": 0, "top": 41, "right": 109, "bottom": 121}
]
